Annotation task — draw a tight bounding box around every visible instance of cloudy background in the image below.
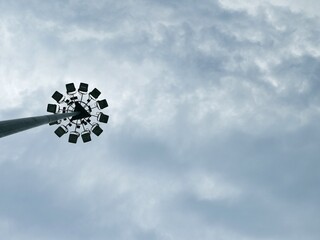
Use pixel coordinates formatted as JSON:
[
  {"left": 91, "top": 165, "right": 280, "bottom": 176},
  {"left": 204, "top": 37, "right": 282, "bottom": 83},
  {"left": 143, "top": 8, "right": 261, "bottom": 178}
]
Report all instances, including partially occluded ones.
[{"left": 0, "top": 0, "right": 320, "bottom": 239}]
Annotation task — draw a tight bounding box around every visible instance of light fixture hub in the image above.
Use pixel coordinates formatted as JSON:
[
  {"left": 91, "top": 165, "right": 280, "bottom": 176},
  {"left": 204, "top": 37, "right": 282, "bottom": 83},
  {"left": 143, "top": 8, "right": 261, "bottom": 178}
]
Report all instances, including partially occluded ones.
[{"left": 71, "top": 101, "right": 91, "bottom": 120}]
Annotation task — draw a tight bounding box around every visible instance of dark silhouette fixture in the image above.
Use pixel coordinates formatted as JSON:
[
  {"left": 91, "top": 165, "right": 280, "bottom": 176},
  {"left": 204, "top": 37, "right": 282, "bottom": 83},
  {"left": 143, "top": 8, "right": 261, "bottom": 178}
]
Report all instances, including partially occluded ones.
[
  {"left": 0, "top": 82, "right": 109, "bottom": 143},
  {"left": 48, "top": 82, "right": 109, "bottom": 143}
]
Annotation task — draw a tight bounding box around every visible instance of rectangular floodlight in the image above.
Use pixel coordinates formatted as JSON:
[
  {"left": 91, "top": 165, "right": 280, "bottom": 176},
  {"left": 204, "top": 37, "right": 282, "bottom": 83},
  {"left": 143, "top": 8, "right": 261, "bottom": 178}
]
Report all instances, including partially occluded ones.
[
  {"left": 89, "top": 88, "right": 101, "bottom": 99},
  {"left": 49, "top": 120, "right": 61, "bottom": 126},
  {"left": 66, "top": 83, "right": 76, "bottom": 95},
  {"left": 92, "top": 124, "right": 103, "bottom": 136},
  {"left": 54, "top": 126, "right": 68, "bottom": 137},
  {"left": 96, "top": 99, "right": 108, "bottom": 110},
  {"left": 81, "top": 131, "right": 91, "bottom": 143},
  {"left": 79, "top": 82, "right": 88, "bottom": 94},
  {"left": 47, "top": 104, "right": 58, "bottom": 113},
  {"left": 52, "top": 91, "right": 64, "bottom": 103},
  {"left": 68, "top": 131, "right": 80, "bottom": 143},
  {"left": 97, "top": 113, "right": 109, "bottom": 123}
]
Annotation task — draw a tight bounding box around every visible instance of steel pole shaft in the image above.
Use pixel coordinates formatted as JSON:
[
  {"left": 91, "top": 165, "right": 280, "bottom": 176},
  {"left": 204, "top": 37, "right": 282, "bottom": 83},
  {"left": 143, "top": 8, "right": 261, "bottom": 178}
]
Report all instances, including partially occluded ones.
[{"left": 0, "top": 112, "right": 79, "bottom": 138}]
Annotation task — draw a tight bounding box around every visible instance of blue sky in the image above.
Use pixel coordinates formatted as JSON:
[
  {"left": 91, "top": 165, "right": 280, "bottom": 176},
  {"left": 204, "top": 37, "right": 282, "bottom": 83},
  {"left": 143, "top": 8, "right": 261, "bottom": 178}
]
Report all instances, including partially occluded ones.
[{"left": 0, "top": 0, "right": 320, "bottom": 239}]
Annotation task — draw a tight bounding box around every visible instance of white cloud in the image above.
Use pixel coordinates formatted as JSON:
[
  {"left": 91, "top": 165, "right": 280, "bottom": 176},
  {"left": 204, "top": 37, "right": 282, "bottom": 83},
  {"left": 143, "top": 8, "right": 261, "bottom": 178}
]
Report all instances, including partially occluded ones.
[
  {"left": 219, "top": 0, "right": 320, "bottom": 17},
  {"left": 0, "top": 0, "right": 320, "bottom": 240},
  {"left": 188, "top": 171, "right": 242, "bottom": 201}
]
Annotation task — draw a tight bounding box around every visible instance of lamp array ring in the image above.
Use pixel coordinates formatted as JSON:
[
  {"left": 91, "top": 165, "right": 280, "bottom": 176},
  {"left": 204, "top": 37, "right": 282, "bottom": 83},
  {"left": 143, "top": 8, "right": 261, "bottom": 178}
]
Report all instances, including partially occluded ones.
[{"left": 47, "top": 82, "right": 109, "bottom": 143}]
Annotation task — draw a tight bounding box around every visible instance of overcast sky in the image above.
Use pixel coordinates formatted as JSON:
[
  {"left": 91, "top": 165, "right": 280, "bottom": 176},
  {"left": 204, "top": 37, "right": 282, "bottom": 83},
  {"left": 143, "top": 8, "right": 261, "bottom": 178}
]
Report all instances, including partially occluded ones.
[{"left": 0, "top": 1, "right": 320, "bottom": 239}]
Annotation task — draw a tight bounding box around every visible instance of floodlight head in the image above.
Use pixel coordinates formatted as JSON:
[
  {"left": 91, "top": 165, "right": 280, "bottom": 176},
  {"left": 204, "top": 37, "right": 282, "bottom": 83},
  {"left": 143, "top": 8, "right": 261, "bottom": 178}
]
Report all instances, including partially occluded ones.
[
  {"left": 89, "top": 88, "right": 101, "bottom": 99},
  {"left": 47, "top": 104, "right": 59, "bottom": 113},
  {"left": 92, "top": 123, "right": 103, "bottom": 136},
  {"left": 68, "top": 131, "right": 80, "bottom": 144},
  {"left": 97, "top": 112, "right": 109, "bottom": 123},
  {"left": 96, "top": 99, "right": 108, "bottom": 110},
  {"left": 54, "top": 126, "right": 68, "bottom": 137},
  {"left": 52, "top": 91, "right": 65, "bottom": 103},
  {"left": 49, "top": 120, "right": 61, "bottom": 126},
  {"left": 66, "top": 83, "right": 77, "bottom": 95},
  {"left": 48, "top": 82, "right": 109, "bottom": 143},
  {"left": 79, "top": 82, "right": 88, "bottom": 94},
  {"left": 81, "top": 130, "right": 91, "bottom": 143}
]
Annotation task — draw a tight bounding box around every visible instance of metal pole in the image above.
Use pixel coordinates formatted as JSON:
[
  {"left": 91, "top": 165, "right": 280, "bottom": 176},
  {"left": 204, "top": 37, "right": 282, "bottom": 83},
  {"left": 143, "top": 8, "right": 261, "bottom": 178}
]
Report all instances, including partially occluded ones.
[{"left": 0, "top": 112, "right": 79, "bottom": 138}]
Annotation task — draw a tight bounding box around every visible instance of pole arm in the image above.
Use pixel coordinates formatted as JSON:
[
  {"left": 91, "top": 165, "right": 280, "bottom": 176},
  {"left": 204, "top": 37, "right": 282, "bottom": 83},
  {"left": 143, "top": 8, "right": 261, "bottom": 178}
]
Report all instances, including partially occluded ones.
[{"left": 0, "top": 112, "right": 79, "bottom": 138}]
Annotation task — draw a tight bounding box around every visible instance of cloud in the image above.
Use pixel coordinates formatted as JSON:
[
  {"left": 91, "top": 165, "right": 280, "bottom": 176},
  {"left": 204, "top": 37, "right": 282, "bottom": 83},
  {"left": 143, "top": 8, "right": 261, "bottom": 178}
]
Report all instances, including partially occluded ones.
[{"left": 0, "top": 0, "right": 320, "bottom": 240}]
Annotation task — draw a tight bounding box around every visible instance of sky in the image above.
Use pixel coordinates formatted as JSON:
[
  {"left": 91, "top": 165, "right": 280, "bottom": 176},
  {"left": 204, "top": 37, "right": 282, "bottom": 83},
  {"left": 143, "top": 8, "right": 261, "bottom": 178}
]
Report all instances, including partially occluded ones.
[{"left": 0, "top": 0, "right": 320, "bottom": 239}]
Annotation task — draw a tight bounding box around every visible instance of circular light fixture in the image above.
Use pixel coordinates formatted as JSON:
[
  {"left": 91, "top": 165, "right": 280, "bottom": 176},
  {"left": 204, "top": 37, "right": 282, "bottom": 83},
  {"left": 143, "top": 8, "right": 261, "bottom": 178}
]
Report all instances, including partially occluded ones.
[{"left": 47, "top": 82, "right": 109, "bottom": 143}]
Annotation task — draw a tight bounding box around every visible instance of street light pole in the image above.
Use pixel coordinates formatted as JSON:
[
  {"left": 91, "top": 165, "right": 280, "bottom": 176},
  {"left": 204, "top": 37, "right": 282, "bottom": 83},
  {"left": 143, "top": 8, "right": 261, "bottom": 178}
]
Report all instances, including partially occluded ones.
[
  {"left": 0, "top": 82, "right": 109, "bottom": 143},
  {"left": 0, "top": 112, "right": 79, "bottom": 138}
]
